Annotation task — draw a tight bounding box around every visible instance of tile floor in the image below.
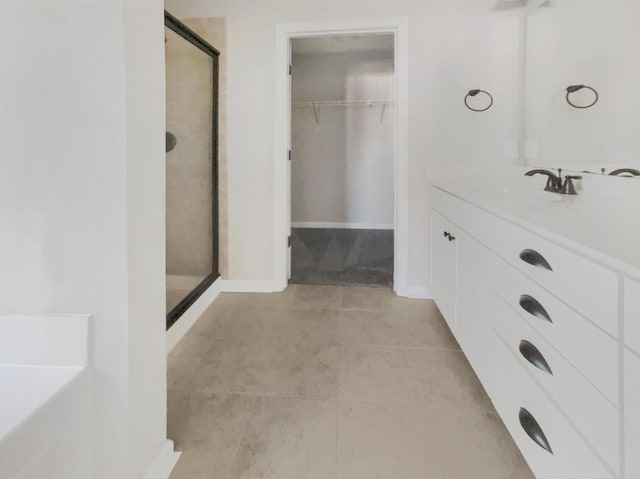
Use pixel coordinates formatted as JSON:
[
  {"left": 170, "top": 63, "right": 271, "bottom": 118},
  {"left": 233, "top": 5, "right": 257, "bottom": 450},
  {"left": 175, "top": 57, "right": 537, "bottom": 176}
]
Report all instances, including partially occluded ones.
[{"left": 167, "top": 285, "right": 534, "bottom": 479}]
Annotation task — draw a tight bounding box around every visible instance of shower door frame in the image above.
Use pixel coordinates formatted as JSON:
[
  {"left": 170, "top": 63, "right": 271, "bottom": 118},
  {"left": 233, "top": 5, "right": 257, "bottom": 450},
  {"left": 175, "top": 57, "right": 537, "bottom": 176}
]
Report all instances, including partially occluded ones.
[{"left": 165, "top": 10, "right": 221, "bottom": 330}]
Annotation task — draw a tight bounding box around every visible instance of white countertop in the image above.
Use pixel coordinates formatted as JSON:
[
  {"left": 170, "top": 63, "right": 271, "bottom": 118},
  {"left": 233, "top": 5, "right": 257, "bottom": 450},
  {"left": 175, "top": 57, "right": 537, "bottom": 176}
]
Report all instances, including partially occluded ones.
[
  {"left": 431, "top": 179, "right": 640, "bottom": 280},
  {"left": 0, "top": 365, "right": 84, "bottom": 440}
]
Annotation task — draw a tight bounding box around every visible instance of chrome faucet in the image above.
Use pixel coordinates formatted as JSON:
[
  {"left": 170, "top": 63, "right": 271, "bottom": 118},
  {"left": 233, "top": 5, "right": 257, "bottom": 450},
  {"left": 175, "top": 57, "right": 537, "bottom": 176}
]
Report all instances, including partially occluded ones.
[
  {"left": 524, "top": 168, "right": 582, "bottom": 195},
  {"left": 608, "top": 168, "right": 640, "bottom": 177}
]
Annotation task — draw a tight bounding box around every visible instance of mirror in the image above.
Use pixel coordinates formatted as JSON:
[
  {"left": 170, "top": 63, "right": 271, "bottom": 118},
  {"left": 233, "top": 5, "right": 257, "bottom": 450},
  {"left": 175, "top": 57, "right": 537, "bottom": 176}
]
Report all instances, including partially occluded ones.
[{"left": 524, "top": 0, "right": 640, "bottom": 178}]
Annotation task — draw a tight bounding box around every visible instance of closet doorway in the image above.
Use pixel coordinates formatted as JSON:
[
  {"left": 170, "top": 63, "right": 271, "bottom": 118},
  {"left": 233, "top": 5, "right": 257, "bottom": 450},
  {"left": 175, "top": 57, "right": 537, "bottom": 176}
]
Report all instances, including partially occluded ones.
[{"left": 289, "top": 34, "right": 396, "bottom": 287}]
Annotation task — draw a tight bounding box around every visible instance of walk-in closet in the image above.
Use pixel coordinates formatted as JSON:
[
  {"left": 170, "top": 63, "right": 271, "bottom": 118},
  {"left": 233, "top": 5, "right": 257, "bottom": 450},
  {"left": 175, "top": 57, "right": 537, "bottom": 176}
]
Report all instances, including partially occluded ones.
[{"left": 290, "top": 34, "right": 396, "bottom": 287}]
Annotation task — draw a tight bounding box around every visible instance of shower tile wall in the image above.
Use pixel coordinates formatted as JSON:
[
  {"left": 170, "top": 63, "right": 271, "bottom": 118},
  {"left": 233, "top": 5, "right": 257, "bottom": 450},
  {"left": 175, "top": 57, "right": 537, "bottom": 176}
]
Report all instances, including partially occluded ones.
[
  {"left": 185, "top": 18, "right": 228, "bottom": 277},
  {"left": 166, "top": 27, "right": 214, "bottom": 284}
]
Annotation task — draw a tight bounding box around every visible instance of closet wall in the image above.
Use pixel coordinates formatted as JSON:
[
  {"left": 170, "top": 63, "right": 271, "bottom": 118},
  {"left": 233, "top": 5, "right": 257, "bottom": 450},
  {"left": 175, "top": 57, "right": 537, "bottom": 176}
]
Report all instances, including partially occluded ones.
[{"left": 291, "top": 36, "right": 395, "bottom": 229}]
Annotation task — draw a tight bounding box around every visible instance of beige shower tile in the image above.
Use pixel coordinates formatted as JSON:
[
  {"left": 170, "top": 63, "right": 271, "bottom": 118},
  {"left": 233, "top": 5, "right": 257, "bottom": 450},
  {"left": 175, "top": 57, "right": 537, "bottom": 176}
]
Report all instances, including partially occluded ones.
[
  {"left": 426, "top": 407, "right": 535, "bottom": 479},
  {"left": 337, "top": 401, "right": 445, "bottom": 479},
  {"left": 231, "top": 397, "right": 338, "bottom": 479}
]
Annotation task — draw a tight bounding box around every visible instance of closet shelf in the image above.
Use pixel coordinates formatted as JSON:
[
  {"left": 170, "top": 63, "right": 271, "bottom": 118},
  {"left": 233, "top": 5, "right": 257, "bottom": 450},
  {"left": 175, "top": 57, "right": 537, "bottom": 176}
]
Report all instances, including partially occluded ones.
[
  {"left": 292, "top": 100, "right": 394, "bottom": 108},
  {"left": 292, "top": 100, "right": 394, "bottom": 124}
]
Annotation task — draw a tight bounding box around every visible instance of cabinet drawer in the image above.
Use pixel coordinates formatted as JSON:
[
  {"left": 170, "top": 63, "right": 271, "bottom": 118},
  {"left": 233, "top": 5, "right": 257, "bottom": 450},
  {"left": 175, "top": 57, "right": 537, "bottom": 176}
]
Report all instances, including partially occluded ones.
[
  {"left": 431, "top": 187, "right": 619, "bottom": 336},
  {"left": 491, "top": 333, "right": 616, "bottom": 479},
  {"left": 494, "top": 258, "right": 619, "bottom": 406},
  {"left": 625, "top": 279, "right": 640, "bottom": 354},
  {"left": 494, "top": 294, "right": 619, "bottom": 473}
]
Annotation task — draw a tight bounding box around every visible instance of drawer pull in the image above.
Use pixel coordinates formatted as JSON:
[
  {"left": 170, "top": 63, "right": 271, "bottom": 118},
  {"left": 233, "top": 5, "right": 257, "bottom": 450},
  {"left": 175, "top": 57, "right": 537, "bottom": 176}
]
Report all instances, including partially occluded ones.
[
  {"left": 519, "top": 408, "right": 553, "bottom": 454},
  {"left": 520, "top": 249, "right": 553, "bottom": 271},
  {"left": 519, "top": 340, "right": 553, "bottom": 375},
  {"left": 519, "top": 295, "right": 552, "bottom": 323}
]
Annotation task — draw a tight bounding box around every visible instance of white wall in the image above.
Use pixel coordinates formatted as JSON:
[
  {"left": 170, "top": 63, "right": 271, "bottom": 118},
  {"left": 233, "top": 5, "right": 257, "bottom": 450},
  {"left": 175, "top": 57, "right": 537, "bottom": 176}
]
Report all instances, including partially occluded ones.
[
  {"left": 525, "top": 0, "right": 640, "bottom": 169},
  {"left": 0, "top": 1, "right": 170, "bottom": 478},
  {"left": 291, "top": 47, "right": 395, "bottom": 227},
  {"left": 165, "top": 0, "right": 520, "bottom": 290}
]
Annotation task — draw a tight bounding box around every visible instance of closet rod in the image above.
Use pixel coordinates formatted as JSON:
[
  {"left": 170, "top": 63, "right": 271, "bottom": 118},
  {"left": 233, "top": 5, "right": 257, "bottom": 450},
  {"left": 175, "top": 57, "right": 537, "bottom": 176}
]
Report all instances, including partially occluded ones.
[{"left": 291, "top": 100, "right": 394, "bottom": 108}]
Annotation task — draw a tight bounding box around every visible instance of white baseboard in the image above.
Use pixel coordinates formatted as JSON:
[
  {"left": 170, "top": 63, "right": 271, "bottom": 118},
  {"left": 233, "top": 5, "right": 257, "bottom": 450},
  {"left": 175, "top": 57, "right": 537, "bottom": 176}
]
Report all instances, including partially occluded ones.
[
  {"left": 404, "top": 286, "right": 432, "bottom": 299},
  {"left": 291, "top": 221, "right": 394, "bottom": 230},
  {"left": 166, "top": 278, "right": 223, "bottom": 352},
  {"left": 220, "top": 279, "right": 275, "bottom": 293},
  {"left": 142, "top": 440, "right": 181, "bottom": 479}
]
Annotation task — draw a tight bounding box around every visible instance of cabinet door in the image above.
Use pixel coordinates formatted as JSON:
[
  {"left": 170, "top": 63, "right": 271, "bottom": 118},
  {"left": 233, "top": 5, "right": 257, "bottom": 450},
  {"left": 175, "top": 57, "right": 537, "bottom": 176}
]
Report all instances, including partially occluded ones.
[
  {"left": 431, "top": 211, "right": 457, "bottom": 329},
  {"left": 626, "top": 350, "right": 640, "bottom": 478},
  {"left": 456, "top": 229, "right": 495, "bottom": 382}
]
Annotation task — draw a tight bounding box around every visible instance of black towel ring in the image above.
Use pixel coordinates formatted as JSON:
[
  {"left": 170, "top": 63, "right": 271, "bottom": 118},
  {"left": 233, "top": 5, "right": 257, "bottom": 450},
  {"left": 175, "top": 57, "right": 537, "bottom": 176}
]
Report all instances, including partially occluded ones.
[
  {"left": 465, "top": 89, "right": 494, "bottom": 112},
  {"left": 566, "top": 85, "right": 598, "bottom": 109}
]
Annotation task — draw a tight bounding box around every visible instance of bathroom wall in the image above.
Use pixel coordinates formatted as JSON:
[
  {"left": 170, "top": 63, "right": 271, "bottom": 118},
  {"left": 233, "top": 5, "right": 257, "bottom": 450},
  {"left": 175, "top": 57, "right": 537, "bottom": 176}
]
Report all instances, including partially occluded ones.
[
  {"left": 525, "top": 0, "right": 640, "bottom": 169},
  {"left": 0, "top": 1, "right": 170, "bottom": 478},
  {"left": 165, "top": 0, "right": 520, "bottom": 293},
  {"left": 291, "top": 45, "right": 395, "bottom": 228}
]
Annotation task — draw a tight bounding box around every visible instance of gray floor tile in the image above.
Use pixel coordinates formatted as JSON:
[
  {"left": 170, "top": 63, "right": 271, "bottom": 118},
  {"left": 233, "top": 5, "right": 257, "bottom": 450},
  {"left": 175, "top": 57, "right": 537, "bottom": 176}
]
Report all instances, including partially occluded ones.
[{"left": 167, "top": 285, "right": 533, "bottom": 479}]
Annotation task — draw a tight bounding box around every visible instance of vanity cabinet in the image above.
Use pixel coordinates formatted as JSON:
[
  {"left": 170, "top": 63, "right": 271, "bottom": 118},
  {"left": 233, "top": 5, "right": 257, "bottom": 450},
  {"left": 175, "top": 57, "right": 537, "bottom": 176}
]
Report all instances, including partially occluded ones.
[
  {"left": 431, "top": 210, "right": 495, "bottom": 381},
  {"left": 624, "top": 279, "right": 640, "bottom": 478},
  {"left": 430, "top": 185, "right": 629, "bottom": 479},
  {"left": 625, "top": 279, "right": 640, "bottom": 354},
  {"left": 430, "top": 211, "right": 458, "bottom": 329},
  {"left": 625, "top": 350, "right": 640, "bottom": 478}
]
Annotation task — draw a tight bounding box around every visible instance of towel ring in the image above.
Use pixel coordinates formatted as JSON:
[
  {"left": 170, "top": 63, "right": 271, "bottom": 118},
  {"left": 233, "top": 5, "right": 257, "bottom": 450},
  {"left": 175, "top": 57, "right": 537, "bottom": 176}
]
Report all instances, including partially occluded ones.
[
  {"left": 566, "top": 85, "right": 598, "bottom": 109},
  {"left": 465, "top": 89, "right": 494, "bottom": 112}
]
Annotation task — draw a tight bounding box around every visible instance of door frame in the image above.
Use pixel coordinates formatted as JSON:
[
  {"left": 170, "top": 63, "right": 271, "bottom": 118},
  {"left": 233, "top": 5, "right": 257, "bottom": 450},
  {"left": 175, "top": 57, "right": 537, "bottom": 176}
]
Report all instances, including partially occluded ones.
[{"left": 273, "top": 17, "right": 410, "bottom": 295}]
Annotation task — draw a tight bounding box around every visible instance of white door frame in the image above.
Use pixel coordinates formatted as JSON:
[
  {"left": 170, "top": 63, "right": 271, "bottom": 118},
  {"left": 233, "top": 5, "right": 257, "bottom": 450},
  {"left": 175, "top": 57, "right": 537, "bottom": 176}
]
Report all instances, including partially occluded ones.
[{"left": 273, "top": 17, "right": 410, "bottom": 296}]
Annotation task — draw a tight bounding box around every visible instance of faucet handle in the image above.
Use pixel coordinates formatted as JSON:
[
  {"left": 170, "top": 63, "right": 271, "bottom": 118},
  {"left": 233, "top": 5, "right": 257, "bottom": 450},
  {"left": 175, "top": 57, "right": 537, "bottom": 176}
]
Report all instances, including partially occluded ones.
[{"left": 563, "top": 175, "right": 582, "bottom": 195}]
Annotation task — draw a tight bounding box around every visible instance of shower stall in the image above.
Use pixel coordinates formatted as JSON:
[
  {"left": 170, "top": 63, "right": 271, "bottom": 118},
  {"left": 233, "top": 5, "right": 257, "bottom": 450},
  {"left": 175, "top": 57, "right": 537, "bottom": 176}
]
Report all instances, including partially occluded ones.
[{"left": 164, "top": 11, "right": 220, "bottom": 329}]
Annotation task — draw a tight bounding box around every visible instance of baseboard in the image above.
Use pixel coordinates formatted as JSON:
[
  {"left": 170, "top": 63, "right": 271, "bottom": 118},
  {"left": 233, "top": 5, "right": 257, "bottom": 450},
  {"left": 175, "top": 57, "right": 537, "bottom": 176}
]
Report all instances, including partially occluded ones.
[
  {"left": 141, "top": 440, "right": 181, "bottom": 479},
  {"left": 220, "top": 279, "right": 275, "bottom": 293},
  {"left": 404, "top": 286, "right": 432, "bottom": 299},
  {"left": 291, "top": 221, "right": 394, "bottom": 230},
  {"left": 166, "top": 278, "right": 223, "bottom": 352}
]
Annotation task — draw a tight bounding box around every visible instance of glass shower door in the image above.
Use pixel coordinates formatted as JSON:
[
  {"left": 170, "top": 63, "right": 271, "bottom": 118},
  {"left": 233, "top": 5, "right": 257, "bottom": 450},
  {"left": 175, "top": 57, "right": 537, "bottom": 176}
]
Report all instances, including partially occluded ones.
[{"left": 164, "top": 12, "right": 220, "bottom": 328}]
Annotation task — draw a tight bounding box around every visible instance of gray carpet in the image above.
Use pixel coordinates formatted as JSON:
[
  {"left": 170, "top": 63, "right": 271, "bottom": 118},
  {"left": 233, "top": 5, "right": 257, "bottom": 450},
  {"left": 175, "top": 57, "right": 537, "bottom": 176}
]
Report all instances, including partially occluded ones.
[{"left": 290, "top": 228, "right": 393, "bottom": 287}]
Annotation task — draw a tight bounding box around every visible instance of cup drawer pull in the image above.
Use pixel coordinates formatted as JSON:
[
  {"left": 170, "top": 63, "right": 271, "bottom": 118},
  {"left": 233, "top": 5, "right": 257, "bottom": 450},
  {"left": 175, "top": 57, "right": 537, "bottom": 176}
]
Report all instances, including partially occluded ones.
[
  {"left": 519, "top": 295, "right": 552, "bottom": 323},
  {"left": 519, "top": 407, "right": 554, "bottom": 454},
  {"left": 519, "top": 340, "right": 553, "bottom": 375},
  {"left": 520, "top": 249, "right": 553, "bottom": 271}
]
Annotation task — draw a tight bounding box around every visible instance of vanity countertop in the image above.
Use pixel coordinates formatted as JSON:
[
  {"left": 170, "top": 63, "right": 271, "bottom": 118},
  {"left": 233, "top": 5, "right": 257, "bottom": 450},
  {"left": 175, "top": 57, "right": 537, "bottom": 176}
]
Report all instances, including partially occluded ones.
[{"left": 431, "top": 179, "right": 640, "bottom": 279}]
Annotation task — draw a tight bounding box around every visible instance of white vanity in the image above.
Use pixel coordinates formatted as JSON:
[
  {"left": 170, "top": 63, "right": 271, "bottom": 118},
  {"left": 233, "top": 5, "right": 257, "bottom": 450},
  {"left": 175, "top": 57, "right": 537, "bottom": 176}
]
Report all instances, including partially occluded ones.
[{"left": 430, "top": 179, "right": 640, "bottom": 479}]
